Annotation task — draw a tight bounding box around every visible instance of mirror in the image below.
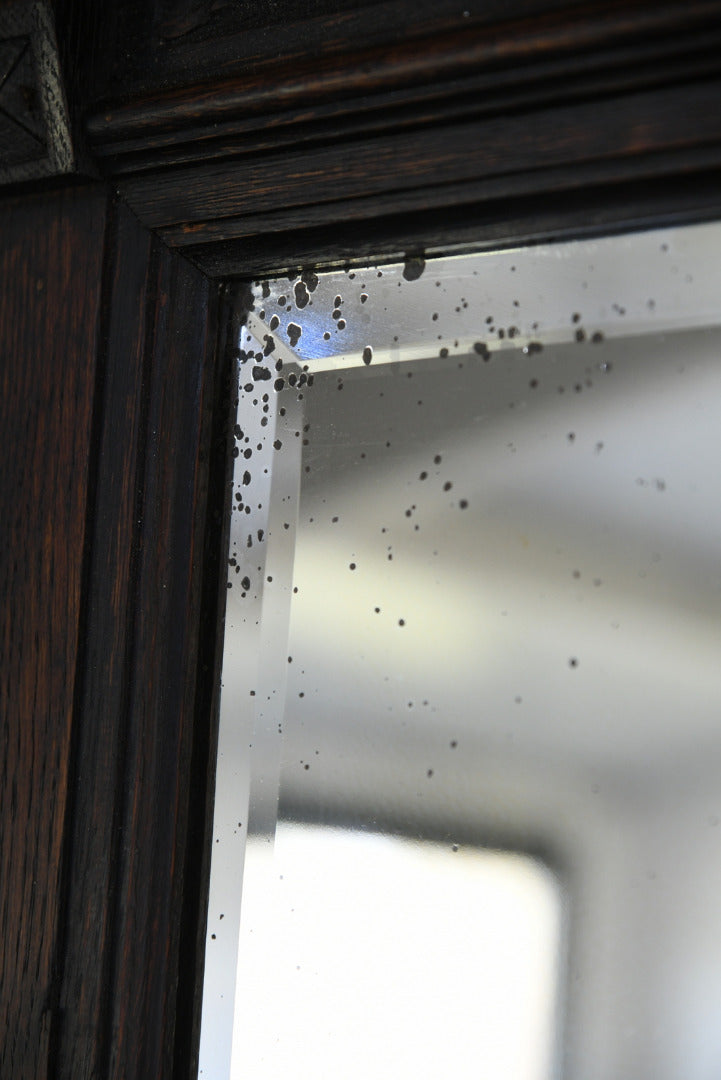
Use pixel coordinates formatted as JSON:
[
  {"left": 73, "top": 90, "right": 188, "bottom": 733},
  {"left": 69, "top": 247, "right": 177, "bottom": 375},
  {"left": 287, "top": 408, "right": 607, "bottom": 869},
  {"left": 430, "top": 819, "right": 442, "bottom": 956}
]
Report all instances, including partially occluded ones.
[{"left": 200, "top": 222, "right": 721, "bottom": 1080}]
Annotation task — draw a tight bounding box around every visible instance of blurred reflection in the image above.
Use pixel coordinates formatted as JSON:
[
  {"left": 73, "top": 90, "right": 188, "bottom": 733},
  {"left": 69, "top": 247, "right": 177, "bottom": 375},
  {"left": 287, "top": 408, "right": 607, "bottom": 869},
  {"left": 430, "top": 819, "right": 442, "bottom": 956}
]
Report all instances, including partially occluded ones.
[
  {"left": 200, "top": 223, "right": 721, "bottom": 1080},
  {"left": 233, "top": 826, "right": 561, "bottom": 1080}
]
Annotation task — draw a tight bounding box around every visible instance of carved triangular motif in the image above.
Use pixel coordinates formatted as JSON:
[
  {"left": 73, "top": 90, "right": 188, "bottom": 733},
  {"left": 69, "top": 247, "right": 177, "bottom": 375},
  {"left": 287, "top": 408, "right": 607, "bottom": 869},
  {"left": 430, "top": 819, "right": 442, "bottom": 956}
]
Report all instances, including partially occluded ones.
[{"left": 0, "top": 38, "right": 44, "bottom": 142}]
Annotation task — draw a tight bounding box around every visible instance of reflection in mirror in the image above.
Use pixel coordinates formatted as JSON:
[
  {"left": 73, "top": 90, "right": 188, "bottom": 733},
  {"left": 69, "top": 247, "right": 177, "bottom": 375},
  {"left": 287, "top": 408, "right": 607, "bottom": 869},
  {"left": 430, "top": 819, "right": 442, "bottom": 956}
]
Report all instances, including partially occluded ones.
[
  {"left": 233, "top": 826, "right": 561, "bottom": 1080},
  {"left": 199, "top": 223, "right": 721, "bottom": 1080}
]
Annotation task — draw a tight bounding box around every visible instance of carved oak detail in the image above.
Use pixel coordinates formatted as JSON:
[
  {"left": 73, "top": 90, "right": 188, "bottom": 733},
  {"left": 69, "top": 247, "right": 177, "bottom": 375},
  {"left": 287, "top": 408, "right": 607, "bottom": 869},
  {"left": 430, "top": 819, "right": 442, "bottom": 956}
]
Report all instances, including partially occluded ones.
[{"left": 0, "top": 1, "right": 72, "bottom": 183}]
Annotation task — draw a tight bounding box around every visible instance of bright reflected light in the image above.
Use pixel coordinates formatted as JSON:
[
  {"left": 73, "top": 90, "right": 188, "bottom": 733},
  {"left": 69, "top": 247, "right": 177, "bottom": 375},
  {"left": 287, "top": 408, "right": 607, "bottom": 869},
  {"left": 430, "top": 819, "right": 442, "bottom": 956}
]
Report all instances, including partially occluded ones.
[{"left": 230, "top": 825, "right": 563, "bottom": 1080}]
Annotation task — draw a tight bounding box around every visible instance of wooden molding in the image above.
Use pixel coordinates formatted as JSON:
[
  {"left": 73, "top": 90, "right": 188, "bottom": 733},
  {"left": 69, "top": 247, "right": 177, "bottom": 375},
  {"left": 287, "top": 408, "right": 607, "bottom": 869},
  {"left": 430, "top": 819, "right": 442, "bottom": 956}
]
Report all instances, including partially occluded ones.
[
  {"left": 88, "top": 1, "right": 721, "bottom": 159},
  {"left": 53, "top": 199, "right": 230, "bottom": 1080},
  {"left": 77, "top": 0, "right": 721, "bottom": 275}
]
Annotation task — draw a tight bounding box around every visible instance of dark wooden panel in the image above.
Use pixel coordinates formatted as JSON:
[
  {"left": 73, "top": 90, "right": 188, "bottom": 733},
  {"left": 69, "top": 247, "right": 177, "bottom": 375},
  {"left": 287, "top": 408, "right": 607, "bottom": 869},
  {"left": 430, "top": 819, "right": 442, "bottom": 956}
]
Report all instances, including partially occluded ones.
[
  {"left": 91, "top": 25, "right": 721, "bottom": 177},
  {"left": 0, "top": 185, "right": 107, "bottom": 1079},
  {"left": 87, "top": 0, "right": 721, "bottom": 160},
  {"left": 54, "top": 199, "right": 229, "bottom": 1080},
  {"left": 184, "top": 169, "right": 721, "bottom": 278},
  {"left": 54, "top": 199, "right": 157, "bottom": 1080},
  {"left": 106, "top": 236, "right": 220, "bottom": 1080},
  {"left": 70, "top": 0, "right": 721, "bottom": 275},
  {"left": 134, "top": 77, "right": 721, "bottom": 230},
  {"left": 80, "top": 0, "right": 589, "bottom": 101},
  {"left": 160, "top": 143, "right": 721, "bottom": 246}
]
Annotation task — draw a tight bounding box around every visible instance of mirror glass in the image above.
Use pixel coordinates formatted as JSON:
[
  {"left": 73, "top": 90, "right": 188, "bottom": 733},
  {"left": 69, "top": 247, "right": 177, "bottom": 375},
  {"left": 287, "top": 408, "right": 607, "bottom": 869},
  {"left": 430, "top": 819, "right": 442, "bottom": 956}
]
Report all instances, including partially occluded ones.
[{"left": 200, "top": 222, "right": 721, "bottom": 1080}]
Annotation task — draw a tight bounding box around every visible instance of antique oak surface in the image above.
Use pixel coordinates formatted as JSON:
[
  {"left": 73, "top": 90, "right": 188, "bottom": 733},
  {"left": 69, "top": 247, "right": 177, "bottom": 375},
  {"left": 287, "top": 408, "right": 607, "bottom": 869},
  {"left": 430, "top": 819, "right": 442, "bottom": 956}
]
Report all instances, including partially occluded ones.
[{"left": 0, "top": 185, "right": 106, "bottom": 1079}]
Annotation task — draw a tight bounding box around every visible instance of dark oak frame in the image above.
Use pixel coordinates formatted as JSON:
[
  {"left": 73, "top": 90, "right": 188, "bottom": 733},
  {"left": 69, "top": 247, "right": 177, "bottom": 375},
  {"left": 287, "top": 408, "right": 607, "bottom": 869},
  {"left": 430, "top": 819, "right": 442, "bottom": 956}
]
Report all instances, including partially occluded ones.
[{"left": 3, "top": 2, "right": 721, "bottom": 1077}]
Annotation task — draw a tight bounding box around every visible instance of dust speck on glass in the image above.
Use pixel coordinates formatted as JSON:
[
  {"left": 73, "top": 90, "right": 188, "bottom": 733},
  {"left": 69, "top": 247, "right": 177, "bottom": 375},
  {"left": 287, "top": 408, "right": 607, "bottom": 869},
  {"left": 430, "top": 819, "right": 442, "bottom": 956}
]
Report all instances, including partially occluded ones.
[{"left": 199, "top": 223, "right": 721, "bottom": 1080}]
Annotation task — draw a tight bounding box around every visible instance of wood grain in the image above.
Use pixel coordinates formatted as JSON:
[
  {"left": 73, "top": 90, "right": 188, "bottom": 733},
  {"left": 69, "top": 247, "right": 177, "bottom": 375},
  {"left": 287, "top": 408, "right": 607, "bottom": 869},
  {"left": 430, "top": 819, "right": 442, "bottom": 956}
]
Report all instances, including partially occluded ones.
[
  {"left": 121, "top": 78, "right": 721, "bottom": 226},
  {"left": 0, "top": 185, "right": 227, "bottom": 1080},
  {"left": 85, "top": 0, "right": 588, "bottom": 100},
  {"left": 93, "top": 25, "right": 721, "bottom": 177},
  {"left": 71, "top": 0, "right": 721, "bottom": 276},
  {"left": 182, "top": 169, "right": 721, "bottom": 278},
  {"left": 54, "top": 200, "right": 227, "bottom": 1080},
  {"left": 106, "top": 233, "right": 220, "bottom": 1080},
  {"left": 52, "top": 200, "right": 226, "bottom": 1080},
  {"left": 88, "top": 1, "right": 721, "bottom": 155},
  {"left": 0, "top": 185, "right": 107, "bottom": 1080},
  {"left": 54, "top": 199, "right": 157, "bottom": 1080}
]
